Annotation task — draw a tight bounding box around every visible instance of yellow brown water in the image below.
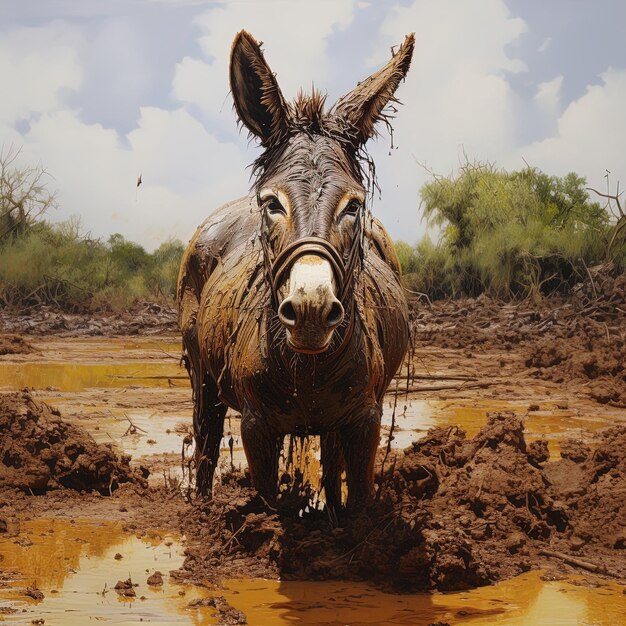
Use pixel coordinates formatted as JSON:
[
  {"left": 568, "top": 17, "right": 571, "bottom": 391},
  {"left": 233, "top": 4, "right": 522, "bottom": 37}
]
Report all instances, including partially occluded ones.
[
  {"left": 0, "top": 519, "right": 214, "bottom": 625},
  {"left": 0, "top": 361, "right": 187, "bottom": 392},
  {"left": 381, "top": 398, "right": 622, "bottom": 456},
  {"left": 222, "top": 574, "right": 626, "bottom": 625},
  {"left": 1, "top": 520, "right": 624, "bottom": 626}
]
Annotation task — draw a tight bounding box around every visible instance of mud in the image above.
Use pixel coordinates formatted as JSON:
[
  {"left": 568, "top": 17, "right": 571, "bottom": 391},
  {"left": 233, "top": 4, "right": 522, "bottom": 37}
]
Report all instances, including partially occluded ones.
[
  {"left": 1, "top": 289, "right": 625, "bottom": 622},
  {"left": 0, "top": 334, "right": 32, "bottom": 356},
  {"left": 0, "top": 301, "right": 178, "bottom": 337},
  {"left": 0, "top": 391, "right": 147, "bottom": 493},
  {"left": 177, "top": 413, "right": 626, "bottom": 592},
  {"left": 411, "top": 270, "right": 626, "bottom": 408}
]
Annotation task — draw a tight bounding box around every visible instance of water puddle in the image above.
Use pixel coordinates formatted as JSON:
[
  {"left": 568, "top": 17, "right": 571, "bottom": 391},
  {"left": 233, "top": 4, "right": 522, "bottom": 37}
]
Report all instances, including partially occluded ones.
[
  {"left": 0, "top": 519, "right": 214, "bottom": 625},
  {"left": 2, "top": 520, "right": 624, "bottom": 626},
  {"left": 222, "top": 573, "right": 626, "bottom": 625},
  {"left": 381, "top": 398, "right": 621, "bottom": 455}
]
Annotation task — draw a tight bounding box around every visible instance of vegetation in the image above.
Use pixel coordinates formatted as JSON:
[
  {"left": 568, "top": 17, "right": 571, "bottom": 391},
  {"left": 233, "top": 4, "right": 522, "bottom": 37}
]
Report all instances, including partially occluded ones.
[
  {"left": 398, "top": 161, "right": 626, "bottom": 300},
  {"left": 0, "top": 149, "right": 184, "bottom": 311},
  {"left": 2, "top": 149, "right": 624, "bottom": 311}
]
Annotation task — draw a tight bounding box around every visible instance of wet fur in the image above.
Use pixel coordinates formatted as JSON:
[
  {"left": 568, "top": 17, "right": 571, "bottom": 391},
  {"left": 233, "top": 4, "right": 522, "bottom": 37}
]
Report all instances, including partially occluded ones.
[{"left": 178, "top": 30, "right": 414, "bottom": 509}]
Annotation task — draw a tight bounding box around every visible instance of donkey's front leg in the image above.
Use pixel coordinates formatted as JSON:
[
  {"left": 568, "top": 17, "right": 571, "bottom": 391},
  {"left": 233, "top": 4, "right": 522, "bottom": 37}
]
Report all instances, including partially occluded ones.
[
  {"left": 240, "top": 410, "right": 282, "bottom": 503},
  {"left": 341, "top": 405, "right": 381, "bottom": 510}
]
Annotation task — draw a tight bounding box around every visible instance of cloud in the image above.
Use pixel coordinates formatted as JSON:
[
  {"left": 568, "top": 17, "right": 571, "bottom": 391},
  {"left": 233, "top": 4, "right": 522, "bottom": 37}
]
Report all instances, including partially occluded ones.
[
  {"left": 20, "top": 106, "right": 247, "bottom": 247},
  {"left": 361, "top": 0, "right": 527, "bottom": 240},
  {"left": 519, "top": 67, "right": 626, "bottom": 193},
  {"left": 172, "top": 0, "right": 355, "bottom": 133},
  {"left": 534, "top": 75, "right": 563, "bottom": 113},
  {"left": 0, "top": 21, "right": 83, "bottom": 127}
]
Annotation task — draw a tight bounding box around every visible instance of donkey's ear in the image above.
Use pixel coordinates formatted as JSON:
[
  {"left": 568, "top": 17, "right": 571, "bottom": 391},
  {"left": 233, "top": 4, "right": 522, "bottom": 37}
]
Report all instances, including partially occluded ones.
[
  {"left": 333, "top": 33, "right": 415, "bottom": 146},
  {"left": 230, "top": 30, "right": 290, "bottom": 146}
]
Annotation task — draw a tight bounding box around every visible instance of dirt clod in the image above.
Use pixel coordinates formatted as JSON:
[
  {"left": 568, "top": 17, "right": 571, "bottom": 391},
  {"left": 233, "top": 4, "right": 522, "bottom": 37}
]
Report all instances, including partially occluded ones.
[
  {"left": 0, "top": 391, "right": 147, "bottom": 494},
  {"left": 25, "top": 587, "right": 44, "bottom": 601},
  {"left": 147, "top": 571, "right": 163, "bottom": 586},
  {"left": 0, "top": 334, "right": 32, "bottom": 355},
  {"left": 114, "top": 578, "right": 136, "bottom": 597}
]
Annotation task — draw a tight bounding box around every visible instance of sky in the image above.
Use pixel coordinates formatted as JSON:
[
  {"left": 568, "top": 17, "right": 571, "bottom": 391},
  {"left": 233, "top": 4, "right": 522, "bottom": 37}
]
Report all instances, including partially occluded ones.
[{"left": 0, "top": 0, "right": 624, "bottom": 249}]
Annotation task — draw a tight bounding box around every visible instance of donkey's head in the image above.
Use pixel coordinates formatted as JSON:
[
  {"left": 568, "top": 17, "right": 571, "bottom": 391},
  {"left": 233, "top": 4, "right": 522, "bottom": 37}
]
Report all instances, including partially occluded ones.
[{"left": 230, "top": 31, "right": 414, "bottom": 354}]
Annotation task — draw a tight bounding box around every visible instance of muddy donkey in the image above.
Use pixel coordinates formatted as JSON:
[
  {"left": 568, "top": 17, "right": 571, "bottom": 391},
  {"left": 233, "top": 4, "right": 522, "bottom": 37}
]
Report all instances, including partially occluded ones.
[{"left": 178, "top": 31, "right": 413, "bottom": 509}]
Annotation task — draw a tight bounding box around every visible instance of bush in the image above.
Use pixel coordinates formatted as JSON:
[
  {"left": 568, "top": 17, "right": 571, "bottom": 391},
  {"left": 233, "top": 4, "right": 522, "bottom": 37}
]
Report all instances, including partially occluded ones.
[
  {"left": 0, "top": 220, "right": 184, "bottom": 311},
  {"left": 397, "top": 162, "right": 620, "bottom": 300}
]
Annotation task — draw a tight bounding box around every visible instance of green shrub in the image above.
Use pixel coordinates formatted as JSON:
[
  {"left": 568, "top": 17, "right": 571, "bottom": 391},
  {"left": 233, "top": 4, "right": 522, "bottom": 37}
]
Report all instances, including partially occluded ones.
[{"left": 397, "top": 162, "right": 619, "bottom": 300}]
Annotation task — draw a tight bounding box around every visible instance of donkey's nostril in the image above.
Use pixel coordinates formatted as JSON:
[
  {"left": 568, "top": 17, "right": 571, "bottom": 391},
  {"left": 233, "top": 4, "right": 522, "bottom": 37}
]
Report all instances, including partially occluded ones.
[
  {"left": 278, "top": 299, "right": 298, "bottom": 327},
  {"left": 326, "top": 300, "right": 344, "bottom": 328}
]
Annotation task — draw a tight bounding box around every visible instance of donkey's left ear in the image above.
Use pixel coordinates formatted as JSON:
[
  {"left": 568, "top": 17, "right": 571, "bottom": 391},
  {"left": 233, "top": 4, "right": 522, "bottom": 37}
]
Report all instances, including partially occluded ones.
[
  {"left": 230, "top": 30, "right": 290, "bottom": 146},
  {"left": 332, "top": 33, "right": 414, "bottom": 146}
]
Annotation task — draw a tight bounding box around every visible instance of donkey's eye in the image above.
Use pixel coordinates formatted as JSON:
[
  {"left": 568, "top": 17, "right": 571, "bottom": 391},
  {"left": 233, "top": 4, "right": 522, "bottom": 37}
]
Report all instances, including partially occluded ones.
[
  {"left": 340, "top": 199, "right": 363, "bottom": 220},
  {"left": 262, "top": 195, "right": 287, "bottom": 216}
]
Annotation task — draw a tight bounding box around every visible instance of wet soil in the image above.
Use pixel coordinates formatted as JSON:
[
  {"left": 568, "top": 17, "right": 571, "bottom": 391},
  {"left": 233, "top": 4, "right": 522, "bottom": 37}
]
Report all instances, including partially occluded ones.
[
  {"left": 1, "top": 288, "right": 625, "bottom": 621},
  {"left": 177, "top": 414, "right": 626, "bottom": 592},
  {"left": 0, "top": 301, "right": 178, "bottom": 337},
  {"left": 0, "top": 334, "right": 32, "bottom": 356},
  {"left": 410, "top": 268, "right": 626, "bottom": 408},
  {"left": 0, "top": 391, "right": 147, "bottom": 494}
]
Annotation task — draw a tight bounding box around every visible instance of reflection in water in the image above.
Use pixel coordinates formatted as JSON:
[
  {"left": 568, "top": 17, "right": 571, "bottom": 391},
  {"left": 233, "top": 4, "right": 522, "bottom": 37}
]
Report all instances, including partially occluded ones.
[
  {"left": 0, "top": 519, "right": 213, "bottom": 625},
  {"left": 2, "top": 520, "right": 624, "bottom": 626},
  {"left": 223, "top": 573, "right": 626, "bottom": 626},
  {"left": 381, "top": 398, "right": 620, "bottom": 456}
]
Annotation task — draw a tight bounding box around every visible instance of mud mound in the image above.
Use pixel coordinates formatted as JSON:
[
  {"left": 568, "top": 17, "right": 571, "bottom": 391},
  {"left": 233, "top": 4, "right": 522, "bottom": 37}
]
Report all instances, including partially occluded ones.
[
  {"left": 0, "top": 302, "right": 177, "bottom": 337},
  {"left": 0, "top": 334, "right": 32, "bottom": 355},
  {"left": 409, "top": 270, "right": 626, "bottom": 407},
  {"left": 178, "top": 414, "right": 626, "bottom": 591},
  {"left": 546, "top": 425, "right": 626, "bottom": 552},
  {"left": 525, "top": 269, "right": 626, "bottom": 406},
  {"left": 0, "top": 391, "right": 147, "bottom": 493}
]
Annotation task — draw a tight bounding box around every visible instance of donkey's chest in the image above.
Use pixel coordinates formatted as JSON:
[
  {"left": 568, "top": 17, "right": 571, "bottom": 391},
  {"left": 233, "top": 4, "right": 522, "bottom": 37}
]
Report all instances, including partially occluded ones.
[{"left": 223, "top": 330, "right": 378, "bottom": 433}]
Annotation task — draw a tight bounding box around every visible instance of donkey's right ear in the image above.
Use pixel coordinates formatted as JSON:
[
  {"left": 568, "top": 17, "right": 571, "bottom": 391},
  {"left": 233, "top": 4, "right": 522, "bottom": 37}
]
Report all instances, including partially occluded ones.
[{"left": 230, "top": 31, "right": 290, "bottom": 146}]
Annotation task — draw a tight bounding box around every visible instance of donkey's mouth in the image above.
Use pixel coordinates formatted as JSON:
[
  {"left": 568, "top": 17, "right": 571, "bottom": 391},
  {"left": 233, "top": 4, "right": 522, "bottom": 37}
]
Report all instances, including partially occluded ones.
[{"left": 285, "top": 331, "right": 333, "bottom": 355}]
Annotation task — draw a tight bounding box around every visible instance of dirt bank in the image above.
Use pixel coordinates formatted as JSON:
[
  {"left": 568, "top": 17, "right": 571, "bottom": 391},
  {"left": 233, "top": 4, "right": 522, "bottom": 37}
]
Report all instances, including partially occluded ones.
[
  {"left": 177, "top": 414, "right": 626, "bottom": 592},
  {"left": 411, "top": 269, "right": 626, "bottom": 407},
  {"left": 0, "top": 301, "right": 178, "bottom": 337},
  {"left": 0, "top": 391, "right": 147, "bottom": 493}
]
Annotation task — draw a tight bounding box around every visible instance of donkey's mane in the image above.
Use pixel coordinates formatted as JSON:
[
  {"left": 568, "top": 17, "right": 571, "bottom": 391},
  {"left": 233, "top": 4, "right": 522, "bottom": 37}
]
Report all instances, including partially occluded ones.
[{"left": 251, "top": 88, "right": 381, "bottom": 196}]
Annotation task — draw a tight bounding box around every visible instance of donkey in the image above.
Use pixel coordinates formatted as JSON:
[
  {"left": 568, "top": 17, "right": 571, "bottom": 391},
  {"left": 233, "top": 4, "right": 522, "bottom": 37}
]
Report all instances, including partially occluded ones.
[{"left": 178, "top": 30, "right": 413, "bottom": 510}]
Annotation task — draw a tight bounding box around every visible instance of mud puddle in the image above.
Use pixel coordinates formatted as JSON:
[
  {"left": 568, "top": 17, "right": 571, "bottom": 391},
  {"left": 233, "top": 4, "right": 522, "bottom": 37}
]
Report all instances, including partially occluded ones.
[
  {"left": 2, "top": 522, "right": 623, "bottom": 626},
  {"left": 0, "top": 361, "right": 187, "bottom": 392},
  {"left": 0, "top": 519, "right": 214, "bottom": 625},
  {"left": 222, "top": 573, "right": 626, "bottom": 625},
  {"left": 381, "top": 398, "right": 624, "bottom": 455}
]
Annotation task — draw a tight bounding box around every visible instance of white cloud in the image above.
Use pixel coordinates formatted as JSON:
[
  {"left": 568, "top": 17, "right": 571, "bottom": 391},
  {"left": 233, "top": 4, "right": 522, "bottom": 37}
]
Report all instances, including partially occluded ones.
[
  {"left": 362, "top": 0, "right": 527, "bottom": 239},
  {"left": 534, "top": 75, "right": 563, "bottom": 114},
  {"left": 20, "top": 107, "right": 247, "bottom": 247},
  {"left": 172, "top": 0, "right": 355, "bottom": 129},
  {"left": 538, "top": 36, "right": 552, "bottom": 53},
  {"left": 0, "top": 21, "right": 83, "bottom": 126},
  {"left": 519, "top": 67, "right": 626, "bottom": 194}
]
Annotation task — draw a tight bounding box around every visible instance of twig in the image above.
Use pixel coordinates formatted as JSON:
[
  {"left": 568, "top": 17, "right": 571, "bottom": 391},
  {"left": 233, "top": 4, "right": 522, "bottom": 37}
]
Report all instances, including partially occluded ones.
[{"left": 539, "top": 549, "right": 621, "bottom": 578}]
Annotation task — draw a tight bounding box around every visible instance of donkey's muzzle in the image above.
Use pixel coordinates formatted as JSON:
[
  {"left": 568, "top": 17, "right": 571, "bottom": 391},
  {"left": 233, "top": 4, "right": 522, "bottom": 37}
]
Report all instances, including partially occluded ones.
[{"left": 277, "top": 254, "right": 344, "bottom": 354}]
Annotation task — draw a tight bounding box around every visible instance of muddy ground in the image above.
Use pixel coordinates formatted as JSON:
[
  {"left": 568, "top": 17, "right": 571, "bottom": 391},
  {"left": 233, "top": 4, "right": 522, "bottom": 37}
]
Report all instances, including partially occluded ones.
[{"left": 1, "top": 280, "right": 625, "bottom": 620}]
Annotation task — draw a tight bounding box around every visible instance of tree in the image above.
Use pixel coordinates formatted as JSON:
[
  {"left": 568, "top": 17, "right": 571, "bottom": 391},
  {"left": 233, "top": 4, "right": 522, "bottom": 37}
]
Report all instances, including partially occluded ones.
[
  {"left": 0, "top": 146, "right": 56, "bottom": 242},
  {"left": 415, "top": 161, "right": 612, "bottom": 298}
]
